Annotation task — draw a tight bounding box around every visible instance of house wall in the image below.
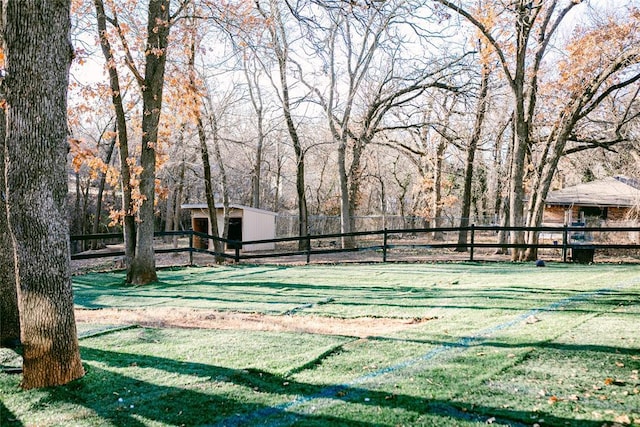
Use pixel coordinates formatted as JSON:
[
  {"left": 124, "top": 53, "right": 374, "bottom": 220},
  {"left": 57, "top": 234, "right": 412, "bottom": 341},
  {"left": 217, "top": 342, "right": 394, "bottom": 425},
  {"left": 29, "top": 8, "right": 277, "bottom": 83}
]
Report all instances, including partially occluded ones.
[
  {"left": 607, "top": 207, "right": 630, "bottom": 222},
  {"left": 542, "top": 205, "right": 567, "bottom": 225},
  {"left": 542, "top": 205, "right": 632, "bottom": 225}
]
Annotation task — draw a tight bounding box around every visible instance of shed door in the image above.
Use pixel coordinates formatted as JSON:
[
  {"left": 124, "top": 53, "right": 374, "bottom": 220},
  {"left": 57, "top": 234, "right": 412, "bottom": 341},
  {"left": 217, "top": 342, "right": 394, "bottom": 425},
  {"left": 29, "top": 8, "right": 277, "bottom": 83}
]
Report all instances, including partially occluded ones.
[
  {"left": 192, "top": 218, "right": 209, "bottom": 250},
  {"left": 227, "top": 218, "right": 242, "bottom": 249}
]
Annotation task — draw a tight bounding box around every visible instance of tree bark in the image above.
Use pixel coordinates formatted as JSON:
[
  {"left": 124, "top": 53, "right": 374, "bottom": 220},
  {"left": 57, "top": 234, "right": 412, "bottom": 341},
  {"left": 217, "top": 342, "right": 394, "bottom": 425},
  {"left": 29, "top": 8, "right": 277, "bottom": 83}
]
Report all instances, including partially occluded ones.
[
  {"left": 94, "top": 0, "right": 136, "bottom": 271},
  {"left": 209, "top": 111, "right": 231, "bottom": 241},
  {"left": 128, "top": 0, "right": 171, "bottom": 284},
  {"left": 197, "top": 114, "right": 224, "bottom": 259},
  {"left": 2, "top": 0, "right": 84, "bottom": 388},
  {"left": 186, "top": 26, "right": 224, "bottom": 260},
  {"left": 432, "top": 134, "right": 447, "bottom": 240},
  {"left": 456, "top": 59, "right": 490, "bottom": 251},
  {"left": 91, "top": 128, "right": 117, "bottom": 249},
  {"left": 256, "top": 0, "right": 308, "bottom": 248},
  {"left": 243, "top": 56, "right": 265, "bottom": 210}
]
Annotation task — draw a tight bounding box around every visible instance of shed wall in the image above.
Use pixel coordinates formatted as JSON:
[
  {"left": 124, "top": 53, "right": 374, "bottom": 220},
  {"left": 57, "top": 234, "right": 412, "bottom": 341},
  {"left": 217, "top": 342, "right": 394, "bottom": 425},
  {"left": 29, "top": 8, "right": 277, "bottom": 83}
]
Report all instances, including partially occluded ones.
[
  {"left": 188, "top": 207, "right": 276, "bottom": 252},
  {"left": 243, "top": 210, "right": 276, "bottom": 251}
]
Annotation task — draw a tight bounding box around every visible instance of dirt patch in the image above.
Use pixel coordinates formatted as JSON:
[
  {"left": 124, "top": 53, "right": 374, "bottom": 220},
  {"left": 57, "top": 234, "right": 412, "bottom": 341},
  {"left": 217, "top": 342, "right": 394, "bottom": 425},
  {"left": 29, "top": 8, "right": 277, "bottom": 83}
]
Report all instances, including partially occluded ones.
[{"left": 75, "top": 307, "right": 437, "bottom": 338}]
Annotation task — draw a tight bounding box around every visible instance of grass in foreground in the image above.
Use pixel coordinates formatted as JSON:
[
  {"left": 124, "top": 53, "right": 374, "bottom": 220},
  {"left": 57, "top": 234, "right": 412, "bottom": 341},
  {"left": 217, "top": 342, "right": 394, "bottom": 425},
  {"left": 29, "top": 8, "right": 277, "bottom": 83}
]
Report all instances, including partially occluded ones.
[{"left": 1, "top": 262, "right": 639, "bottom": 426}]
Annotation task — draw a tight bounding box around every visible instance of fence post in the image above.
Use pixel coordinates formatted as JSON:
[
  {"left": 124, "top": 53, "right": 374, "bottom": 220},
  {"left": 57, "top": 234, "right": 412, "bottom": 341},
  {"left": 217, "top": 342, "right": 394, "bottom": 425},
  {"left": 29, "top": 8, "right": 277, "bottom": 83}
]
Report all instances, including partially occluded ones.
[
  {"left": 234, "top": 244, "right": 240, "bottom": 264},
  {"left": 562, "top": 224, "right": 568, "bottom": 262},
  {"left": 383, "top": 228, "right": 388, "bottom": 262},
  {"left": 306, "top": 234, "right": 311, "bottom": 264},
  {"left": 470, "top": 224, "right": 475, "bottom": 262},
  {"left": 188, "top": 232, "right": 194, "bottom": 266}
]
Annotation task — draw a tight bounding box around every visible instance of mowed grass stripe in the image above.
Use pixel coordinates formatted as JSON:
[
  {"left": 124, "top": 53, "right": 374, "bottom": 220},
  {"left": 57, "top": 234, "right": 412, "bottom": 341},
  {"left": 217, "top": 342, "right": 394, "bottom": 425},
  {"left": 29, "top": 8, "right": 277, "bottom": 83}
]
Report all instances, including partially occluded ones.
[{"left": 214, "top": 273, "right": 640, "bottom": 426}]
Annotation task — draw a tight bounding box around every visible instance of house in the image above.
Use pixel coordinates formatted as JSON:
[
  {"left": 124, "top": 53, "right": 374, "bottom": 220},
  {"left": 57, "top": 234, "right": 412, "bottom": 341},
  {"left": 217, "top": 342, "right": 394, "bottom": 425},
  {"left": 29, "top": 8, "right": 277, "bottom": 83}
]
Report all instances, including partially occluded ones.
[
  {"left": 543, "top": 176, "right": 640, "bottom": 225},
  {"left": 181, "top": 203, "right": 278, "bottom": 251}
]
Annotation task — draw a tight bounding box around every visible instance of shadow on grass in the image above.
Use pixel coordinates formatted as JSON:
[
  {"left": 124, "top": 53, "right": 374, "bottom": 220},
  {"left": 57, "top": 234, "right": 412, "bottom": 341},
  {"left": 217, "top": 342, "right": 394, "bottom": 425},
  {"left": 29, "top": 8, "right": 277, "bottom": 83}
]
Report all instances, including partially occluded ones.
[
  {"left": 73, "top": 269, "right": 640, "bottom": 318},
  {"left": 43, "top": 346, "right": 608, "bottom": 427},
  {"left": 0, "top": 399, "right": 24, "bottom": 426},
  {"left": 366, "top": 335, "right": 640, "bottom": 356}
]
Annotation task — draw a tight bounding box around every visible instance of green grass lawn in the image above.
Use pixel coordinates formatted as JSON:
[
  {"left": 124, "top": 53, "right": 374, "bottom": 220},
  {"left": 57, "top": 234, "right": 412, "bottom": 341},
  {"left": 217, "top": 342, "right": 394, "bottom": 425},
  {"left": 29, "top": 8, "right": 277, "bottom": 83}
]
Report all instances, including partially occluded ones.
[{"left": 1, "top": 262, "right": 639, "bottom": 426}]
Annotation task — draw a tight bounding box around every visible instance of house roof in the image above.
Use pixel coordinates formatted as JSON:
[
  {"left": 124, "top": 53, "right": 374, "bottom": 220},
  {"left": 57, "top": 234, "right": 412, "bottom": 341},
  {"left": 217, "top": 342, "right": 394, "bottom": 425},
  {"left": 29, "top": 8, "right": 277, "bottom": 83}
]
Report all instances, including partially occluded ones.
[
  {"left": 545, "top": 176, "right": 640, "bottom": 207},
  {"left": 181, "top": 203, "right": 278, "bottom": 216}
]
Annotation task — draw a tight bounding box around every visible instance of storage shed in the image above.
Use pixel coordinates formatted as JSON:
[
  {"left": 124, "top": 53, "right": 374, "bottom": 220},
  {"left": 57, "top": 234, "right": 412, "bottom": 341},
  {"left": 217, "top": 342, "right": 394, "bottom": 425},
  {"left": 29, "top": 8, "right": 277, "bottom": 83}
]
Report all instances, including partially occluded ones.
[
  {"left": 543, "top": 176, "right": 640, "bottom": 225},
  {"left": 181, "top": 204, "right": 277, "bottom": 251}
]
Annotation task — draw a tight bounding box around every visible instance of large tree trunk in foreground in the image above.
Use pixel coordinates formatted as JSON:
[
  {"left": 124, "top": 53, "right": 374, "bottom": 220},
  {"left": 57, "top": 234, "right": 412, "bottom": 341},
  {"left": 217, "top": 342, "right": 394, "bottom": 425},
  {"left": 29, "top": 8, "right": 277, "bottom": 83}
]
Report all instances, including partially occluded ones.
[{"left": 2, "top": 0, "right": 84, "bottom": 389}]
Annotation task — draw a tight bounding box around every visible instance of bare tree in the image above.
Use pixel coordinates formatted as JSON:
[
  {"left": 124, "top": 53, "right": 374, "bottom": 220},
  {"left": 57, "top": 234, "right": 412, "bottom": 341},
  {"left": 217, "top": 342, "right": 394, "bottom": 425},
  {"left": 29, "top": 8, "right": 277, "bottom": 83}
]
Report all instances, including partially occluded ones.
[
  {"left": 302, "top": 1, "right": 463, "bottom": 247},
  {"left": 435, "top": 0, "right": 588, "bottom": 260},
  {"left": 255, "top": 0, "right": 309, "bottom": 249},
  {"left": 456, "top": 46, "right": 491, "bottom": 250}
]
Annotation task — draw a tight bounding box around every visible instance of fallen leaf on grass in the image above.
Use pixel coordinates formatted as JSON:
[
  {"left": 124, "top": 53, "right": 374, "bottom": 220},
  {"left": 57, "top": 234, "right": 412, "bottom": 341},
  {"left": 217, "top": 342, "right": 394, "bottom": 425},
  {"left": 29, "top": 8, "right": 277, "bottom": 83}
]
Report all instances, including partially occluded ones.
[
  {"left": 548, "top": 395, "right": 561, "bottom": 405},
  {"left": 605, "top": 378, "right": 626, "bottom": 386},
  {"left": 614, "top": 414, "right": 631, "bottom": 425},
  {"left": 616, "top": 361, "right": 625, "bottom": 368},
  {"left": 525, "top": 315, "right": 541, "bottom": 324}
]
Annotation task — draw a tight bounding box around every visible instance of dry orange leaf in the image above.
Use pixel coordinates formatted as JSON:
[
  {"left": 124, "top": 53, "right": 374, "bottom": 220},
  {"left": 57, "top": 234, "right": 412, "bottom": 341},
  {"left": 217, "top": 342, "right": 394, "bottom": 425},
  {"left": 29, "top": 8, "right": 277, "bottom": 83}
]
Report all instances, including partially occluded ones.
[{"left": 613, "top": 414, "right": 631, "bottom": 425}]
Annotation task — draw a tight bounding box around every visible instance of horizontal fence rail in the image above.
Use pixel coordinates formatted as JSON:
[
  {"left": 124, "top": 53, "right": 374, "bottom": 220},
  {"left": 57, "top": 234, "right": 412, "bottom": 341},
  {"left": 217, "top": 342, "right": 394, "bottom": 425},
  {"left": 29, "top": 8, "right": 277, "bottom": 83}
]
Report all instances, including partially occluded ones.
[{"left": 70, "top": 224, "right": 640, "bottom": 266}]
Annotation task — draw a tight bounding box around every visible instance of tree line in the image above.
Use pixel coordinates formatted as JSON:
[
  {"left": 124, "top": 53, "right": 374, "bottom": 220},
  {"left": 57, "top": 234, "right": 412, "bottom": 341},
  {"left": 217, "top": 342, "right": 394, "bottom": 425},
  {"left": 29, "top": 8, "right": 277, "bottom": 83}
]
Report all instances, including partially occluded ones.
[
  {"left": 1, "top": 0, "right": 639, "bottom": 388},
  {"left": 68, "top": 0, "right": 640, "bottom": 282}
]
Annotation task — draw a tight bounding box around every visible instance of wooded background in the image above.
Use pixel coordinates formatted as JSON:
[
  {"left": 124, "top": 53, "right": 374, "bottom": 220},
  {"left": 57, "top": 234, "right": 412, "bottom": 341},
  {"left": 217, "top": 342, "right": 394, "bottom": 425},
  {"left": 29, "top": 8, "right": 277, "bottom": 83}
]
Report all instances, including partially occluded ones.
[{"left": 67, "top": 0, "right": 640, "bottom": 263}]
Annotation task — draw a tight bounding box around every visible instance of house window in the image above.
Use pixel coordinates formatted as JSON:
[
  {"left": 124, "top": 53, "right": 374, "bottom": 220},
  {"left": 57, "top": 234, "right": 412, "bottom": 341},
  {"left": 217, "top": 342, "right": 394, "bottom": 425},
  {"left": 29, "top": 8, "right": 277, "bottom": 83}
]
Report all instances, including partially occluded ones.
[{"left": 580, "top": 206, "right": 607, "bottom": 220}]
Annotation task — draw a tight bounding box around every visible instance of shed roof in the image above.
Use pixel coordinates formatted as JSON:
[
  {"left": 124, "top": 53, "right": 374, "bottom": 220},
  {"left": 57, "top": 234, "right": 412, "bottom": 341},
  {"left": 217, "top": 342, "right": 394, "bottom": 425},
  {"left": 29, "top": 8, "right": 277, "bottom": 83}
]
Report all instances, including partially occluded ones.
[
  {"left": 181, "top": 203, "right": 278, "bottom": 216},
  {"left": 545, "top": 176, "right": 640, "bottom": 207}
]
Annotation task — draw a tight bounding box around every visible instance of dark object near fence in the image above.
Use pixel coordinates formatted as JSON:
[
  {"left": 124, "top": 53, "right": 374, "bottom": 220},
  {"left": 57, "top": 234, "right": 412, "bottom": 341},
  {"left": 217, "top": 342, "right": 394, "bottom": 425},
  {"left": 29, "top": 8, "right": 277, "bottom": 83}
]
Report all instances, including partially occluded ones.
[
  {"left": 571, "top": 246, "right": 595, "bottom": 264},
  {"left": 535, "top": 259, "right": 546, "bottom": 267}
]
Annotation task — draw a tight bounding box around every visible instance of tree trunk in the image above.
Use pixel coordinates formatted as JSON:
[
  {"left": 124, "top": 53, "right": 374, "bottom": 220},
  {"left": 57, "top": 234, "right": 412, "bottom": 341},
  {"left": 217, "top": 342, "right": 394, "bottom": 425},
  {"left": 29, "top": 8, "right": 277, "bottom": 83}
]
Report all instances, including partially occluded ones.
[
  {"left": 213, "top": 122, "right": 232, "bottom": 241},
  {"left": 91, "top": 131, "right": 117, "bottom": 249},
  {"left": 432, "top": 137, "right": 447, "bottom": 240},
  {"left": 337, "top": 139, "right": 353, "bottom": 248},
  {"left": 282, "top": 75, "right": 308, "bottom": 249},
  {"left": 342, "top": 139, "right": 366, "bottom": 249},
  {"left": 260, "top": 0, "right": 308, "bottom": 248},
  {"left": 94, "top": 0, "right": 136, "bottom": 271},
  {"left": 2, "top": 0, "right": 84, "bottom": 388},
  {"left": 171, "top": 153, "right": 186, "bottom": 247},
  {"left": 197, "top": 114, "right": 223, "bottom": 259},
  {"left": 128, "top": 0, "right": 171, "bottom": 284},
  {"left": 509, "top": 104, "right": 528, "bottom": 261},
  {"left": 495, "top": 196, "right": 511, "bottom": 254},
  {"left": 456, "top": 59, "right": 490, "bottom": 251},
  {"left": 187, "top": 30, "right": 224, "bottom": 261}
]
